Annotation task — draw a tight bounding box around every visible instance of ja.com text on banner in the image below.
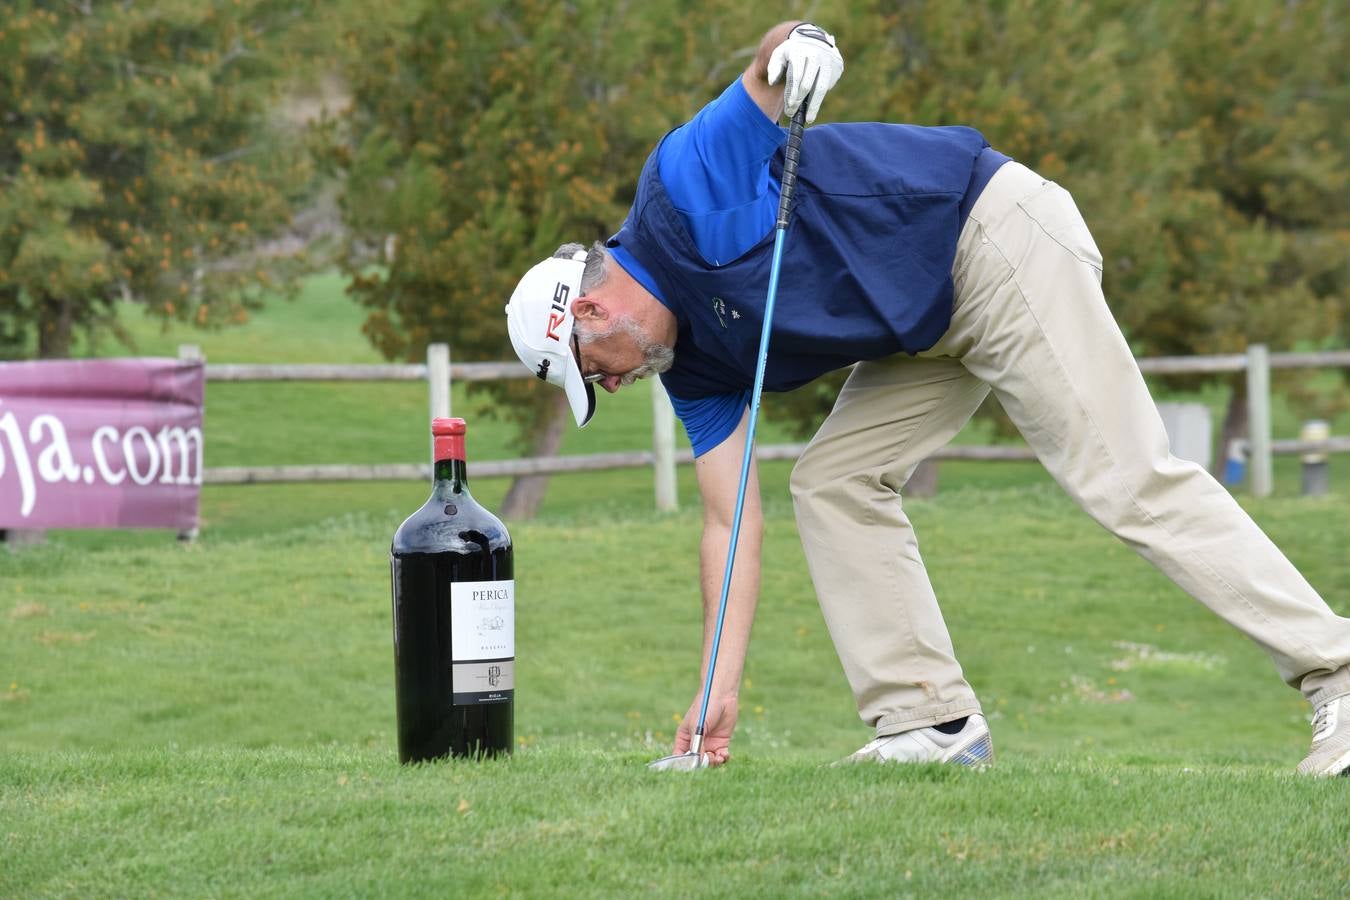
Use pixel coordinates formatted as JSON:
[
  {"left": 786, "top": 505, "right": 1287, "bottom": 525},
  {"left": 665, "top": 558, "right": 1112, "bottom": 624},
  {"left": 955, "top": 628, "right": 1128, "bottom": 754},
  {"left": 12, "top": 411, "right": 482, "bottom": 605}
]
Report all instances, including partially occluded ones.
[{"left": 0, "top": 359, "right": 205, "bottom": 531}]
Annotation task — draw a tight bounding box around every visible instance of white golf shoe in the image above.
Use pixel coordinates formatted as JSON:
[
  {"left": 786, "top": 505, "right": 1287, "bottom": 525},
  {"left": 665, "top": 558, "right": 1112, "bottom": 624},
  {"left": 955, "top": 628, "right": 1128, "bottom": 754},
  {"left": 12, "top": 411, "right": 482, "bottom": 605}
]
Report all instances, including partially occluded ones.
[
  {"left": 837, "top": 714, "right": 994, "bottom": 768},
  {"left": 1297, "top": 695, "right": 1350, "bottom": 777}
]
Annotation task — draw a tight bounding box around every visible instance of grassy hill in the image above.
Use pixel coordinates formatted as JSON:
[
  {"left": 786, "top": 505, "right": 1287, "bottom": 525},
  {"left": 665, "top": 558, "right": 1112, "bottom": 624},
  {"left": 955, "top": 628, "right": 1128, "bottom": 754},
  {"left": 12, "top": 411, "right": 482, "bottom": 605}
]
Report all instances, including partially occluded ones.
[
  {"left": 50, "top": 271, "right": 1344, "bottom": 550},
  {"left": 48, "top": 271, "right": 1041, "bottom": 548}
]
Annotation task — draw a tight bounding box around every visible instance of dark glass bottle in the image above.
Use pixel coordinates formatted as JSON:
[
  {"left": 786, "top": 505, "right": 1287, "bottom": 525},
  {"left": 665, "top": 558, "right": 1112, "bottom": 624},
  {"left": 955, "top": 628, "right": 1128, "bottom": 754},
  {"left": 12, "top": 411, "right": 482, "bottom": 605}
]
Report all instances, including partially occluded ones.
[{"left": 390, "top": 417, "right": 513, "bottom": 763}]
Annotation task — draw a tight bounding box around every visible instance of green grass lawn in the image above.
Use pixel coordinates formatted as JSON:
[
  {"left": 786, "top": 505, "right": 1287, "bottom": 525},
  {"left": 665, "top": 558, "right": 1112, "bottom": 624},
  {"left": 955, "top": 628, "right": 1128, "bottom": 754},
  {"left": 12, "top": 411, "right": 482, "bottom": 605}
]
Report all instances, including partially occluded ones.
[
  {"left": 3, "top": 748, "right": 1346, "bottom": 898},
  {"left": 5, "top": 273, "right": 1348, "bottom": 896},
  {"left": 3, "top": 486, "right": 1348, "bottom": 897}
]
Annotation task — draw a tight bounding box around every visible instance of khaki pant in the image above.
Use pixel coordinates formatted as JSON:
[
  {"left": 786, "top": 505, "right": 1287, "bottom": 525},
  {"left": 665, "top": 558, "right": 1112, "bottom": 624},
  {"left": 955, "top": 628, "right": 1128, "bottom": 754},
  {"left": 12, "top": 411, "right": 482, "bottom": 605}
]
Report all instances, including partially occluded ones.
[{"left": 790, "top": 161, "right": 1350, "bottom": 737}]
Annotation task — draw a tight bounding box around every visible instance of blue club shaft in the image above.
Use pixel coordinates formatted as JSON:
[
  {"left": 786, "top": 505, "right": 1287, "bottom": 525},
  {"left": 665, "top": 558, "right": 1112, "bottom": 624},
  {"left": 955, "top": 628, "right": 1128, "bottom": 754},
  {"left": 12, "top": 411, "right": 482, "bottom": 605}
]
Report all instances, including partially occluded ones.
[
  {"left": 693, "top": 93, "right": 810, "bottom": 748},
  {"left": 693, "top": 228, "right": 788, "bottom": 741}
]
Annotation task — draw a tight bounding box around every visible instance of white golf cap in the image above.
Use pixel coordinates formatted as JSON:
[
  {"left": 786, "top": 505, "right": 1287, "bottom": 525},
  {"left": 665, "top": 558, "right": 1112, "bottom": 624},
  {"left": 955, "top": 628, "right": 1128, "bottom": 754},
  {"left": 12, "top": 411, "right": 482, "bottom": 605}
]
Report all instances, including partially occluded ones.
[{"left": 504, "top": 249, "right": 596, "bottom": 427}]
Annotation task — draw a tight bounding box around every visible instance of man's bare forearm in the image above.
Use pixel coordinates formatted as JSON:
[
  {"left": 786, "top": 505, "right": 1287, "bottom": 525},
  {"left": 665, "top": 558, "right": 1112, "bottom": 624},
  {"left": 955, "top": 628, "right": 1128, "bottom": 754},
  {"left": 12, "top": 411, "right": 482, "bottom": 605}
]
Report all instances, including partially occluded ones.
[
  {"left": 741, "top": 20, "right": 802, "bottom": 120},
  {"left": 692, "top": 408, "right": 764, "bottom": 699},
  {"left": 698, "top": 514, "right": 762, "bottom": 697}
]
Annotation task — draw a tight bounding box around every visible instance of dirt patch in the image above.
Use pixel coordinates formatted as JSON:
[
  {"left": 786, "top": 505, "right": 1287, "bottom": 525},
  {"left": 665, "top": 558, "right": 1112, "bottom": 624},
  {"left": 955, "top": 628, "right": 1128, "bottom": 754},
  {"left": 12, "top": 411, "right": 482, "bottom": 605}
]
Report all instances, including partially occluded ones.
[
  {"left": 9, "top": 602, "right": 49, "bottom": 620},
  {"left": 35, "top": 630, "right": 96, "bottom": 646}
]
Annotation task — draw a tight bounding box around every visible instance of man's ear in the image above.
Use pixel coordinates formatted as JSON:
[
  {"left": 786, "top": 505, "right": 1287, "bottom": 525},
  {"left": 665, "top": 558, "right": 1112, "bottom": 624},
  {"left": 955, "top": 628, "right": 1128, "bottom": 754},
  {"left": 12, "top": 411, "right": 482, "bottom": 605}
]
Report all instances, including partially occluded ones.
[{"left": 572, "top": 296, "right": 607, "bottom": 322}]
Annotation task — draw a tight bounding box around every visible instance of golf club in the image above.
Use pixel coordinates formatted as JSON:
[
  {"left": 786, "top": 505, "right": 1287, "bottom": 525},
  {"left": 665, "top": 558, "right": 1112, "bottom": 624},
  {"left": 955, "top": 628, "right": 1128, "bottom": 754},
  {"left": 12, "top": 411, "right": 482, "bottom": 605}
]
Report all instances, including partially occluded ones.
[{"left": 649, "top": 87, "right": 813, "bottom": 772}]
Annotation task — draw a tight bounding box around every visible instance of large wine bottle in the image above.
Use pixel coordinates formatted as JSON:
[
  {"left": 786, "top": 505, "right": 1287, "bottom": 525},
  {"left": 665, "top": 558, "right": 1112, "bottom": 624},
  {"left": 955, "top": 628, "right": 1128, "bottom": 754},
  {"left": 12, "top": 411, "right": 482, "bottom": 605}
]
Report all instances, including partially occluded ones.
[{"left": 390, "top": 417, "right": 513, "bottom": 762}]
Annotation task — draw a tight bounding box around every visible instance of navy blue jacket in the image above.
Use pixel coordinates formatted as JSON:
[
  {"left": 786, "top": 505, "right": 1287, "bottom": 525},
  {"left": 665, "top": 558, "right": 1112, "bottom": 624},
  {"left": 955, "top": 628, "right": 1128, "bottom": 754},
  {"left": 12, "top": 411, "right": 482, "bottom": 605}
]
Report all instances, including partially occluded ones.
[{"left": 610, "top": 122, "right": 995, "bottom": 402}]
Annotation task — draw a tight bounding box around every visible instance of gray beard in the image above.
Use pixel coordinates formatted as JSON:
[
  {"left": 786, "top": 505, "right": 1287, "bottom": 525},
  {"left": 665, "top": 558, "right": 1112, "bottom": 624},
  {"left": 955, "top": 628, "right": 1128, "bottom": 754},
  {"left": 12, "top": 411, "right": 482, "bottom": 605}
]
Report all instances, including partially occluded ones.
[{"left": 578, "top": 315, "right": 674, "bottom": 384}]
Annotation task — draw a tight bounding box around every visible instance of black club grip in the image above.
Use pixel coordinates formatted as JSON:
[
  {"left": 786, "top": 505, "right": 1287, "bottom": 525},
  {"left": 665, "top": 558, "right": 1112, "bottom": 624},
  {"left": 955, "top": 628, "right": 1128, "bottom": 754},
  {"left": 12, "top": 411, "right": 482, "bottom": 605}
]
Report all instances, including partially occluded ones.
[{"left": 775, "top": 88, "right": 812, "bottom": 231}]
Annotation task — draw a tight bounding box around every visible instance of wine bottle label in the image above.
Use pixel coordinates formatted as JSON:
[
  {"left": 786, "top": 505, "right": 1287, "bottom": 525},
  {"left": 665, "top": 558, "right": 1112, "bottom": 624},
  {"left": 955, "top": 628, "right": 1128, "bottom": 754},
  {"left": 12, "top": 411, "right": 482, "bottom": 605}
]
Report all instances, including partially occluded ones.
[
  {"left": 450, "top": 579, "right": 515, "bottom": 661},
  {"left": 452, "top": 660, "right": 514, "bottom": 705}
]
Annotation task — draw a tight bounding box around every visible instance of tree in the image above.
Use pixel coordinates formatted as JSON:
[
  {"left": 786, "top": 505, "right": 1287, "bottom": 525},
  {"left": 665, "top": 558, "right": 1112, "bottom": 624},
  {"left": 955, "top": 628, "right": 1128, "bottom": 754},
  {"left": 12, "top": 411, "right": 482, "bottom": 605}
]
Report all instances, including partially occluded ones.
[
  {"left": 0, "top": 0, "right": 315, "bottom": 360},
  {"left": 331, "top": 0, "right": 763, "bottom": 516},
  {"left": 333, "top": 1, "right": 1345, "bottom": 509},
  {"left": 1142, "top": 0, "right": 1348, "bottom": 457},
  {"left": 768, "top": 0, "right": 1348, "bottom": 453}
]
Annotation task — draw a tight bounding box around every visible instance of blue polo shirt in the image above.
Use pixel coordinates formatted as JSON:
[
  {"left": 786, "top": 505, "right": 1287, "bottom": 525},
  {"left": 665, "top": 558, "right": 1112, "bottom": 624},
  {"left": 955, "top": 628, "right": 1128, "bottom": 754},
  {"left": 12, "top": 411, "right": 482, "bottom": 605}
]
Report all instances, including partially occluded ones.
[{"left": 609, "top": 78, "right": 1007, "bottom": 456}]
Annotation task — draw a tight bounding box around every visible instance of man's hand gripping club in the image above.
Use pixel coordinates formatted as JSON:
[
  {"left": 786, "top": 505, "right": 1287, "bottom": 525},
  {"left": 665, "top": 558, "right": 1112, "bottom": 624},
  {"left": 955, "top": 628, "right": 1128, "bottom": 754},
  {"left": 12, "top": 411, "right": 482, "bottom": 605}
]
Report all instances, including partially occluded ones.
[{"left": 766, "top": 22, "right": 844, "bottom": 123}]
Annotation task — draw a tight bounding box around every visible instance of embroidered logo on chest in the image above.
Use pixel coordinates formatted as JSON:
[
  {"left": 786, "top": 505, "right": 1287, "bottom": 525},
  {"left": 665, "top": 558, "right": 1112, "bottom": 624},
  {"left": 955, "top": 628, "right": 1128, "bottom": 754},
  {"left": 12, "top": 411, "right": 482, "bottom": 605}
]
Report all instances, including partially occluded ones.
[{"left": 711, "top": 297, "right": 741, "bottom": 329}]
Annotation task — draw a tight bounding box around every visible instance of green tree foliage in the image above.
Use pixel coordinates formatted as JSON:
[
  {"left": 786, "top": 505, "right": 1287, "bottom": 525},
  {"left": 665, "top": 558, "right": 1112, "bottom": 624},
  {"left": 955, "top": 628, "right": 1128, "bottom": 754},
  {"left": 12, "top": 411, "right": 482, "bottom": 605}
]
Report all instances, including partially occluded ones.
[
  {"left": 0, "top": 0, "right": 314, "bottom": 359},
  {"left": 336, "top": 0, "right": 1346, "bottom": 454},
  {"left": 773, "top": 0, "right": 1348, "bottom": 436},
  {"left": 331, "top": 0, "right": 765, "bottom": 452}
]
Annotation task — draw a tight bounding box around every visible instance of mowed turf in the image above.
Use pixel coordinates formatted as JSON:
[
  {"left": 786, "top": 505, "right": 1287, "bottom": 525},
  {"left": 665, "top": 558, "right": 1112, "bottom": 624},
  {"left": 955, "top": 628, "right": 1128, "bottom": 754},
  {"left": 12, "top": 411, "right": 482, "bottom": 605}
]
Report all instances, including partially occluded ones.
[
  {"left": 3, "top": 486, "right": 1348, "bottom": 897},
  {"left": 3, "top": 748, "right": 1347, "bottom": 898},
  {"left": 5, "top": 274, "right": 1349, "bottom": 896}
]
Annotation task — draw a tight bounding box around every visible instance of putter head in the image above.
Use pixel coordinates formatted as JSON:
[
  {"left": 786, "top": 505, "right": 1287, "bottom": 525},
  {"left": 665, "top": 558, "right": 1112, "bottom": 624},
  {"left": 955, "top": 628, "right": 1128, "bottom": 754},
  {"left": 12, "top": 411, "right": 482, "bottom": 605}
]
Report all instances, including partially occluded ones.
[{"left": 646, "top": 751, "right": 709, "bottom": 772}]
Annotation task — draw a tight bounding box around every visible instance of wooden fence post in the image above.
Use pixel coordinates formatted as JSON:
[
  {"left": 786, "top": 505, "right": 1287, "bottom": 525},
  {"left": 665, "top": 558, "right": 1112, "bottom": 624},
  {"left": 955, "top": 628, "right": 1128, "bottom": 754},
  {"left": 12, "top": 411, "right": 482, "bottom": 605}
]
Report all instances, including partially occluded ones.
[
  {"left": 1300, "top": 420, "right": 1330, "bottom": 496},
  {"left": 652, "top": 377, "right": 678, "bottom": 511},
  {"left": 427, "top": 343, "right": 450, "bottom": 463},
  {"left": 1245, "top": 343, "right": 1272, "bottom": 498},
  {"left": 177, "top": 344, "right": 202, "bottom": 544}
]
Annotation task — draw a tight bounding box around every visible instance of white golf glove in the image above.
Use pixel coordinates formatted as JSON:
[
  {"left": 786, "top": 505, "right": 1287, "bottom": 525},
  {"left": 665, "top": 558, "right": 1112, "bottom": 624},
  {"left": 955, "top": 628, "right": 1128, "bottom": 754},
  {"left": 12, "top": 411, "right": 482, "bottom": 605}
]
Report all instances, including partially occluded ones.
[{"left": 767, "top": 23, "right": 844, "bottom": 124}]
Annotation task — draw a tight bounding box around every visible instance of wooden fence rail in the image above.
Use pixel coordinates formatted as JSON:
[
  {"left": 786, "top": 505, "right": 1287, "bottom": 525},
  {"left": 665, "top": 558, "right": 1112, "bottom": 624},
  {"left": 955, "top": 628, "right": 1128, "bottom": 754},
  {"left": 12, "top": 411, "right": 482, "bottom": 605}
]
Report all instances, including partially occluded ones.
[
  {"left": 201, "top": 437, "right": 1350, "bottom": 485},
  {"left": 192, "top": 343, "right": 1350, "bottom": 503},
  {"left": 203, "top": 361, "right": 527, "bottom": 383},
  {"left": 1135, "top": 350, "right": 1350, "bottom": 374},
  {"left": 202, "top": 350, "right": 1350, "bottom": 383}
]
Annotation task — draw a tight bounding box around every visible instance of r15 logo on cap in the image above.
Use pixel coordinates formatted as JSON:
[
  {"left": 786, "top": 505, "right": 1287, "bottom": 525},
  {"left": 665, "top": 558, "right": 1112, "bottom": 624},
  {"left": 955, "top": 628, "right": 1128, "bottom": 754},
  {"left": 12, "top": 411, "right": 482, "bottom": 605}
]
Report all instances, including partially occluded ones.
[{"left": 545, "top": 282, "right": 569, "bottom": 341}]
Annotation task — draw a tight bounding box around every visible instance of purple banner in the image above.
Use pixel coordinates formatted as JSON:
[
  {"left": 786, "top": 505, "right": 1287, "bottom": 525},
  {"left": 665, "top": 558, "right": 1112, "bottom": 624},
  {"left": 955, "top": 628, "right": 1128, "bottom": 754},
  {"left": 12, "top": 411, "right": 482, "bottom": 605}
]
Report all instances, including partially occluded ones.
[{"left": 0, "top": 359, "right": 204, "bottom": 530}]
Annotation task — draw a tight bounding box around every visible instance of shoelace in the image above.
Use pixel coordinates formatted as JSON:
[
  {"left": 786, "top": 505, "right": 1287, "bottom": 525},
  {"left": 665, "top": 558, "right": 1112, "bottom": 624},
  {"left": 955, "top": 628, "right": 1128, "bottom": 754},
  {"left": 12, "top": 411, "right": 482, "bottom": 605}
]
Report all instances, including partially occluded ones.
[{"left": 1311, "top": 704, "right": 1329, "bottom": 738}]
